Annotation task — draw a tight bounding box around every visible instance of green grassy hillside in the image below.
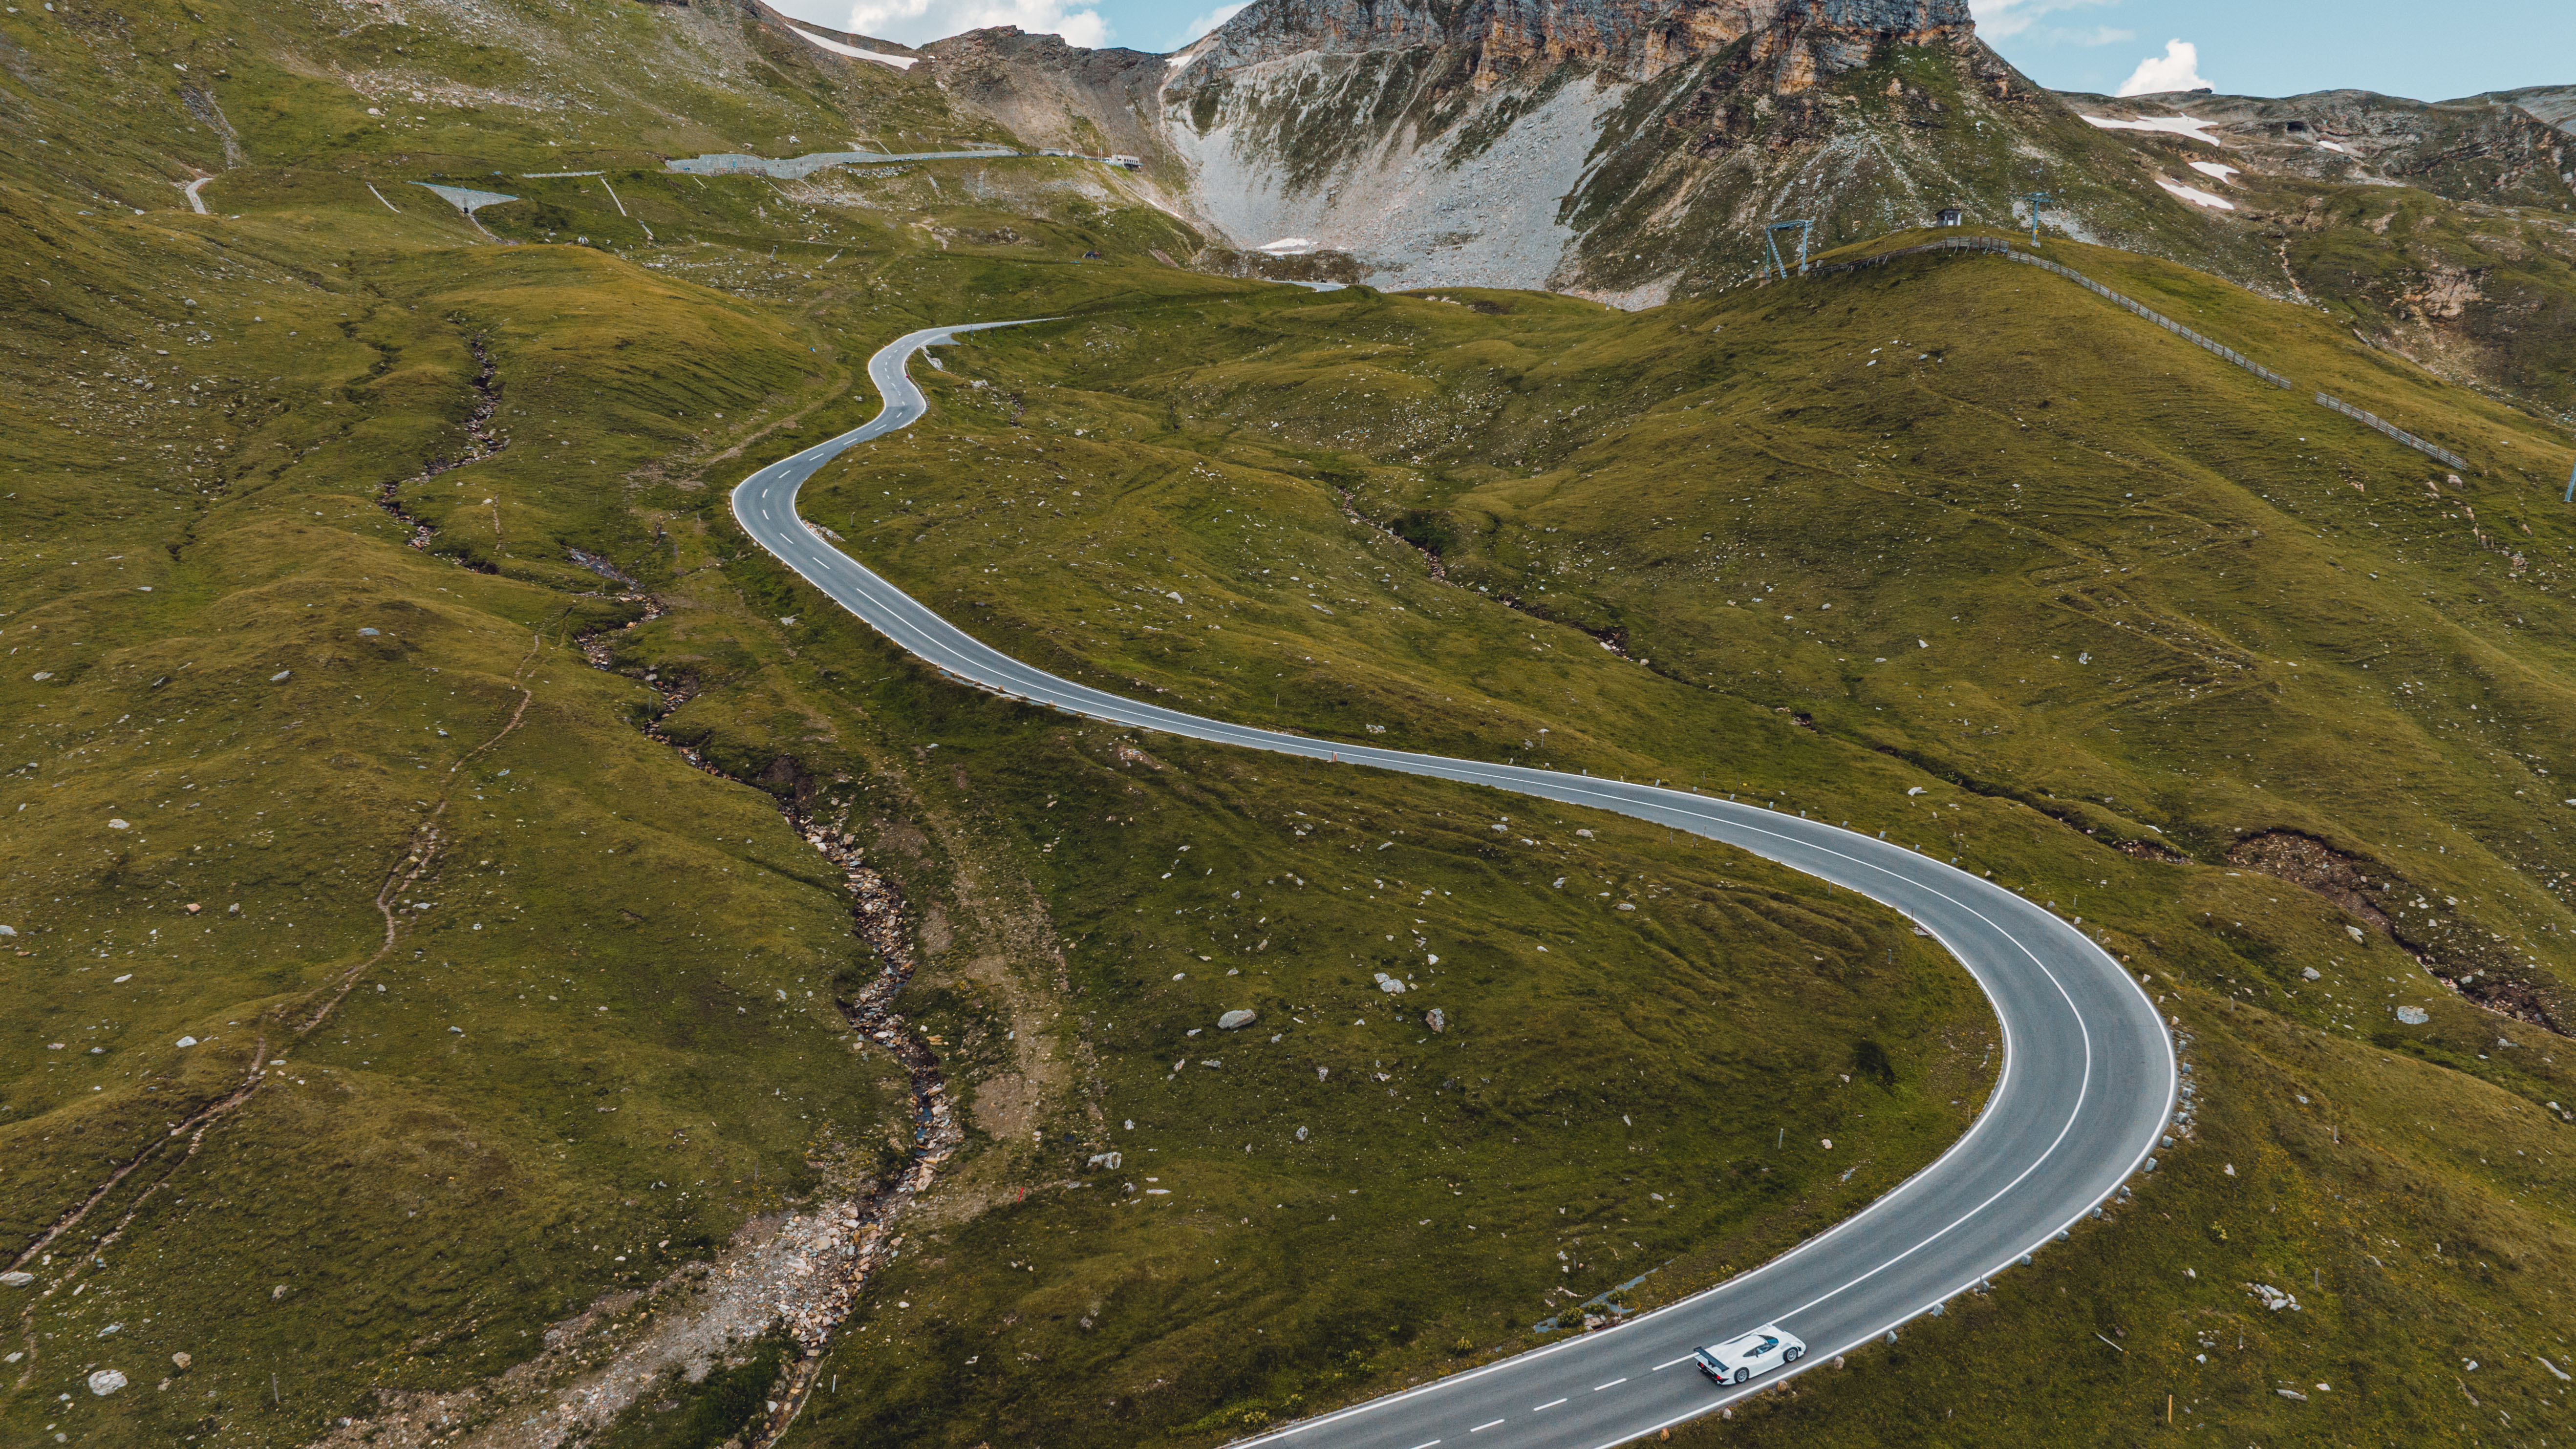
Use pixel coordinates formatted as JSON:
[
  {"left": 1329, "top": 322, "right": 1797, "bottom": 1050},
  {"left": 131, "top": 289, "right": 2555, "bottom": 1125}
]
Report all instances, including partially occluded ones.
[
  {"left": 780, "top": 230, "right": 2576, "bottom": 1445},
  {"left": 4, "top": 0, "right": 2576, "bottom": 1439},
  {"left": 0, "top": 117, "right": 1993, "bottom": 1449}
]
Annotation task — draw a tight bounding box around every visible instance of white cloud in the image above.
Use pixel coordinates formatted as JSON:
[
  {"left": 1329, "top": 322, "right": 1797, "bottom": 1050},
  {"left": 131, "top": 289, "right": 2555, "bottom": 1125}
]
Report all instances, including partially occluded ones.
[
  {"left": 2117, "top": 39, "right": 2211, "bottom": 97},
  {"left": 845, "top": 0, "right": 1108, "bottom": 48},
  {"left": 1173, "top": 0, "right": 1245, "bottom": 46},
  {"left": 1970, "top": 0, "right": 2114, "bottom": 41}
]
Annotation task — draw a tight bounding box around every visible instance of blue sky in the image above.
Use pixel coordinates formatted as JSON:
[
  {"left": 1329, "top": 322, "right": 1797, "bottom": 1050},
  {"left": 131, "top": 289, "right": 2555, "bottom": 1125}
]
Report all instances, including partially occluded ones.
[
  {"left": 1971, "top": 0, "right": 2569, "bottom": 102},
  {"left": 774, "top": 0, "right": 2571, "bottom": 104}
]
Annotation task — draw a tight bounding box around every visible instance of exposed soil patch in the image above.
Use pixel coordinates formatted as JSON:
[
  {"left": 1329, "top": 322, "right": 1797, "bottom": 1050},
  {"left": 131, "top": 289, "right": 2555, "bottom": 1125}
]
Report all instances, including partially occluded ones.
[
  {"left": 378, "top": 331, "right": 507, "bottom": 571},
  {"left": 2226, "top": 831, "right": 2395, "bottom": 932},
  {"left": 2227, "top": 829, "right": 2566, "bottom": 1036}
]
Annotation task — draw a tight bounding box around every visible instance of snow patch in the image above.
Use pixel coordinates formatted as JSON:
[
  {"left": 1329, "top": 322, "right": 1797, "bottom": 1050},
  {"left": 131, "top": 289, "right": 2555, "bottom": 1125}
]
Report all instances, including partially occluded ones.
[
  {"left": 1257, "top": 236, "right": 1315, "bottom": 254},
  {"left": 2316, "top": 138, "right": 2351, "bottom": 153},
  {"left": 2080, "top": 113, "right": 2227, "bottom": 147},
  {"left": 786, "top": 25, "right": 916, "bottom": 70},
  {"left": 2156, "top": 177, "right": 2235, "bottom": 210},
  {"left": 2187, "top": 160, "right": 2239, "bottom": 182}
]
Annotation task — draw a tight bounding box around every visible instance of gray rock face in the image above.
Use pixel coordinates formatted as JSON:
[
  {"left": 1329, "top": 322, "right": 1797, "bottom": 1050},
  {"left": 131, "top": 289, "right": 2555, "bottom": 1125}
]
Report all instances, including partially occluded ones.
[
  {"left": 922, "top": 28, "right": 1173, "bottom": 160},
  {"left": 1190, "top": 0, "right": 1971, "bottom": 85},
  {"left": 1218, "top": 1008, "right": 1258, "bottom": 1029}
]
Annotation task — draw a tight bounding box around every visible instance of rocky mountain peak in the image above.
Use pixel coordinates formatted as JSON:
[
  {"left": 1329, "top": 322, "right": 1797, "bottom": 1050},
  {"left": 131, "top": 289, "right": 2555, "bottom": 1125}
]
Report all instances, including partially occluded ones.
[{"left": 1186, "top": 0, "right": 1974, "bottom": 87}]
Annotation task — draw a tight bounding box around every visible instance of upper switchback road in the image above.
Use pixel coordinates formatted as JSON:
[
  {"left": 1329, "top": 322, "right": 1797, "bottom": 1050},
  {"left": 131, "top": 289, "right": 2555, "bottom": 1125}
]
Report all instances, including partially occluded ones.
[{"left": 730, "top": 320, "right": 2175, "bottom": 1449}]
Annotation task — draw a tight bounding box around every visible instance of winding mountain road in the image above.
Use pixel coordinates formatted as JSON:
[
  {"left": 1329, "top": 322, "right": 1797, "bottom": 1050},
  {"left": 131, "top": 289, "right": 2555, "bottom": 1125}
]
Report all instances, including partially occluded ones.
[{"left": 731, "top": 321, "right": 2176, "bottom": 1449}]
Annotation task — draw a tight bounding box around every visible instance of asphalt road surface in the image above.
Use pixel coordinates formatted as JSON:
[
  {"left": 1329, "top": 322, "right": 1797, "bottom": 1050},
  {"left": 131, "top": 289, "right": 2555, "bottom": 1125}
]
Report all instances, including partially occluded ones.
[{"left": 732, "top": 321, "right": 2178, "bottom": 1449}]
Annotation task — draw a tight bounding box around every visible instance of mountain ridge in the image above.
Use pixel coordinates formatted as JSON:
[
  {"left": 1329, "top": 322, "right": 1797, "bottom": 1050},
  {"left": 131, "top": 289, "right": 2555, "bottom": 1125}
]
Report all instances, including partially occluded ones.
[{"left": 909, "top": 3, "right": 2574, "bottom": 413}]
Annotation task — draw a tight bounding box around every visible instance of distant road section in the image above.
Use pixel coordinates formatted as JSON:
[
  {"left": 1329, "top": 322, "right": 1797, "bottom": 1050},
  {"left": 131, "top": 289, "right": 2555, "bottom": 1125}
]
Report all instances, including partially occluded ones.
[
  {"left": 730, "top": 321, "right": 2178, "bottom": 1449},
  {"left": 666, "top": 147, "right": 1016, "bottom": 178}
]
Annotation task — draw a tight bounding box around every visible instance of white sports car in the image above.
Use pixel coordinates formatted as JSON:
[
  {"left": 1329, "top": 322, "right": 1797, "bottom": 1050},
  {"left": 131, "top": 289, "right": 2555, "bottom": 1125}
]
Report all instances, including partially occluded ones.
[{"left": 1695, "top": 1324, "right": 1806, "bottom": 1385}]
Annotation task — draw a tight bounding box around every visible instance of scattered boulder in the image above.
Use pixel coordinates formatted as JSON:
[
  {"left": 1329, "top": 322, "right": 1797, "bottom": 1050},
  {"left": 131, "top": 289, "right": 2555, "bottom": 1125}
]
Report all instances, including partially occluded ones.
[
  {"left": 1295, "top": 1126, "right": 1309, "bottom": 1141},
  {"left": 1373, "top": 973, "right": 1407, "bottom": 995},
  {"left": 171, "top": 1352, "right": 191, "bottom": 1370},
  {"left": 2301, "top": 966, "right": 2321, "bottom": 980},
  {"left": 2396, "top": 1005, "right": 2430, "bottom": 1024},
  {"left": 1425, "top": 1008, "right": 1446, "bottom": 1033},
  {"left": 0, "top": 1271, "right": 32, "bottom": 1287},
  {"left": 2246, "top": 1282, "right": 2300, "bottom": 1312},
  {"left": 1217, "top": 1009, "right": 1257, "bottom": 1030},
  {"left": 87, "top": 1368, "right": 127, "bottom": 1396},
  {"left": 1086, "top": 1151, "right": 1122, "bottom": 1171}
]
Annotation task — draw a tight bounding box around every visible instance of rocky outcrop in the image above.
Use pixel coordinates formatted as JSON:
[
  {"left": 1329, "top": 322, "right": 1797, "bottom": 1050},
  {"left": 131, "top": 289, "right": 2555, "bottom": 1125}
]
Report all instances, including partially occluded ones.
[
  {"left": 1148, "top": 0, "right": 2217, "bottom": 302},
  {"left": 1185, "top": 0, "right": 1971, "bottom": 88},
  {"left": 2059, "top": 85, "right": 2576, "bottom": 212},
  {"left": 921, "top": 28, "right": 1175, "bottom": 164}
]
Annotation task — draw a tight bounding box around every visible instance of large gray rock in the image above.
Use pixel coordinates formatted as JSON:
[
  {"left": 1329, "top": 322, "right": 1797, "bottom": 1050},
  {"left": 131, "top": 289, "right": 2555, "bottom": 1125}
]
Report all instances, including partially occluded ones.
[
  {"left": 1218, "top": 1009, "right": 1257, "bottom": 1030},
  {"left": 2396, "top": 1005, "right": 2430, "bottom": 1024}
]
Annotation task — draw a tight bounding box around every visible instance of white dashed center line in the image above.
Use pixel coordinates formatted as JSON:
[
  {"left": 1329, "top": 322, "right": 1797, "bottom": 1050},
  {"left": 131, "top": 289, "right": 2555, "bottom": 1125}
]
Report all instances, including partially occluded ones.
[
  {"left": 1653, "top": 1355, "right": 1695, "bottom": 1371},
  {"left": 1593, "top": 1378, "right": 1628, "bottom": 1391},
  {"left": 1470, "top": 1421, "right": 1505, "bottom": 1434},
  {"left": 1533, "top": 1399, "right": 1567, "bottom": 1412}
]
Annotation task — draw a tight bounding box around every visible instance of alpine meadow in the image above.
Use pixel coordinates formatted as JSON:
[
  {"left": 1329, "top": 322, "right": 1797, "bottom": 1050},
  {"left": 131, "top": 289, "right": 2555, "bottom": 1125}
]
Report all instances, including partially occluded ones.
[{"left": 3, "top": 0, "right": 2575, "bottom": 1446}]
